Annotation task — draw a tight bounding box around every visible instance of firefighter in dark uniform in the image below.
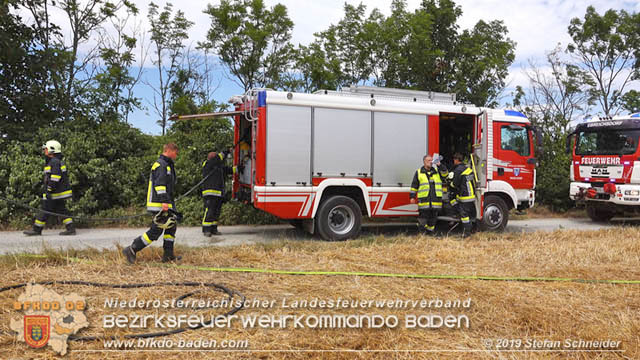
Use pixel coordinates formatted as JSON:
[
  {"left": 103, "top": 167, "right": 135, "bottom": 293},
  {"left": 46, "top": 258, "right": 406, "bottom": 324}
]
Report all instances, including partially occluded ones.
[
  {"left": 123, "top": 143, "right": 181, "bottom": 263},
  {"left": 410, "top": 154, "right": 448, "bottom": 235},
  {"left": 449, "top": 152, "right": 477, "bottom": 237},
  {"left": 24, "top": 140, "right": 75, "bottom": 236},
  {"left": 201, "top": 150, "right": 233, "bottom": 236}
]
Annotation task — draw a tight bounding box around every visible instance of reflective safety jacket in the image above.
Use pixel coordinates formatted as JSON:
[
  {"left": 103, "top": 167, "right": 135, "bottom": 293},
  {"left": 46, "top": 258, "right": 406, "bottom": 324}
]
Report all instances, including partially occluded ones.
[
  {"left": 146, "top": 155, "right": 176, "bottom": 211},
  {"left": 449, "top": 163, "right": 476, "bottom": 205},
  {"left": 201, "top": 153, "right": 234, "bottom": 197},
  {"left": 410, "top": 166, "right": 445, "bottom": 209},
  {"left": 43, "top": 155, "right": 72, "bottom": 200}
]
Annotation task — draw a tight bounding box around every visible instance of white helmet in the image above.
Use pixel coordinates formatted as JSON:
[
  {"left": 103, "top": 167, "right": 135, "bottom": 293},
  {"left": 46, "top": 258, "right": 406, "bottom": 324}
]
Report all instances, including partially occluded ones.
[{"left": 43, "top": 140, "right": 62, "bottom": 154}]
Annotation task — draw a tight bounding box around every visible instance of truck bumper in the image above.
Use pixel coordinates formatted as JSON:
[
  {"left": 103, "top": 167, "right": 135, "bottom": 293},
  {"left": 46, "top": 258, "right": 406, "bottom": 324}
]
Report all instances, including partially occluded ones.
[
  {"left": 515, "top": 189, "right": 535, "bottom": 209},
  {"left": 570, "top": 182, "right": 640, "bottom": 205}
]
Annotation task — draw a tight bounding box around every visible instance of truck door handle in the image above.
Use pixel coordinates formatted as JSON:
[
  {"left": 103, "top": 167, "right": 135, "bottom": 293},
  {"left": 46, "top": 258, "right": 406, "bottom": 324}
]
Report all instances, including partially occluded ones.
[{"left": 498, "top": 168, "right": 504, "bottom": 176}]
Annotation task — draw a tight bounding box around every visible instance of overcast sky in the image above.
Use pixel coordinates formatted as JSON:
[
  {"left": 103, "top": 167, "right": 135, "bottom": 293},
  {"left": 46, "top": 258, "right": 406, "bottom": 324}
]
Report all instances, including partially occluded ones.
[{"left": 19, "top": 0, "right": 640, "bottom": 133}]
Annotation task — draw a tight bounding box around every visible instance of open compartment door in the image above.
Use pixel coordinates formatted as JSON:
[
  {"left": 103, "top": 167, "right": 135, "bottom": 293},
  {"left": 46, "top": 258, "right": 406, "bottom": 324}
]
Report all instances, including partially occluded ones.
[{"left": 473, "top": 111, "right": 489, "bottom": 188}]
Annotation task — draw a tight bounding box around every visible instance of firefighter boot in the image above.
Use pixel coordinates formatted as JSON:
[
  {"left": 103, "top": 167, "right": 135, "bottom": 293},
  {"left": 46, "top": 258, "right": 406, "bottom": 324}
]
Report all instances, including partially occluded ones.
[
  {"left": 23, "top": 226, "right": 42, "bottom": 236},
  {"left": 461, "top": 223, "right": 472, "bottom": 238},
  {"left": 122, "top": 236, "right": 146, "bottom": 264},
  {"left": 162, "top": 242, "right": 182, "bottom": 263},
  {"left": 211, "top": 225, "right": 221, "bottom": 236},
  {"left": 122, "top": 246, "right": 137, "bottom": 264},
  {"left": 59, "top": 223, "right": 76, "bottom": 236}
]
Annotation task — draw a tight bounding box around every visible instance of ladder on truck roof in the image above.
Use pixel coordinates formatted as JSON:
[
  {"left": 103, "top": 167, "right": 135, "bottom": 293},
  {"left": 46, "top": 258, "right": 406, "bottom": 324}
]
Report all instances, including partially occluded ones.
[{"left": 315, "top": 85, "right": 459, "bottom": 105}]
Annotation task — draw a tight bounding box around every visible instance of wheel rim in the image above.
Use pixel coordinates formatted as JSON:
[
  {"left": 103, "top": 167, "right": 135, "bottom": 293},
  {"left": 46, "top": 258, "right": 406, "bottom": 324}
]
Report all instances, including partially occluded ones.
[
  {"left": 328, "top": 205, "right": 355, "bottom": 235},
  {"left": 484, "top": 204, "right": 503, "bottom": 228}
]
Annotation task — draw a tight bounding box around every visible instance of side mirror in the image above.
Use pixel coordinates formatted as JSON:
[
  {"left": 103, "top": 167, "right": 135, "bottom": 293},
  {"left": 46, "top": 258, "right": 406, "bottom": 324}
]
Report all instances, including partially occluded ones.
[{"left": 529, "top": 126, "right": 543, "bottom": 156}]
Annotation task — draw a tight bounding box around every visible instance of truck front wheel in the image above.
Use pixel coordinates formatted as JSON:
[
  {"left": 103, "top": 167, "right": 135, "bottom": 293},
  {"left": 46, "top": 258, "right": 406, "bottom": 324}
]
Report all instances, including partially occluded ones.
[
  {"left": 316, "top": 195, "right": 362, "bottom": 241},
  {"left": 480, "top": 195, "right": 509, "bottom": 232},
  {"left": 586, "top": 206, "right": 615, "bottom": 222}
]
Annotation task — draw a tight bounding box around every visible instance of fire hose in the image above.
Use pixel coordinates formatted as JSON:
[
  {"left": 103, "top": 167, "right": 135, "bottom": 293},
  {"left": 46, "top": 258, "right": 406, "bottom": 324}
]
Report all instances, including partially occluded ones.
[{"left": 0, "top": 168, "right": 218, "bottom": 223}]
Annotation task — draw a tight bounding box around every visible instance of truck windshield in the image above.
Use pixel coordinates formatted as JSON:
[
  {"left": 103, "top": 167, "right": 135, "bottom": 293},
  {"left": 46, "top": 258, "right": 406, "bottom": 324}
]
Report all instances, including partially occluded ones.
[{"left": 575, "top": 129, "right": 640, "bottom": 155}]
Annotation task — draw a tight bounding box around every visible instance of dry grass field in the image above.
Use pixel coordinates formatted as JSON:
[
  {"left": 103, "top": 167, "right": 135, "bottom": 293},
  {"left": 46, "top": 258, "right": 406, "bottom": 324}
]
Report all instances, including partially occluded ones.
[{"left": 1, "top": 227, "right": 639, "bottom": 359}]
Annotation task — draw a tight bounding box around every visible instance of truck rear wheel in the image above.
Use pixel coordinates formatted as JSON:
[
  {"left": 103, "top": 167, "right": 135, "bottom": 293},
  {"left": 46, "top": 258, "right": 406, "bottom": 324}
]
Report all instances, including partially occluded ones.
[
  {"left": 316, "top": 195, "right": 362, "bottom": 241},
  {"left": 586, "top": 206, "right": 615, "bottom": 222},
  {"left": 480, "top": 195, "right": 509, "bottom": 232}
]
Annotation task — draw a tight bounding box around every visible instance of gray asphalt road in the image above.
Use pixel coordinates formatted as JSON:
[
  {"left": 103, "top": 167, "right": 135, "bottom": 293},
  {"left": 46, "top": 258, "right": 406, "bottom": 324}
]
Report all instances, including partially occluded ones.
[{"left": 0, "top": 218, "right": 637, "bottom": 255}]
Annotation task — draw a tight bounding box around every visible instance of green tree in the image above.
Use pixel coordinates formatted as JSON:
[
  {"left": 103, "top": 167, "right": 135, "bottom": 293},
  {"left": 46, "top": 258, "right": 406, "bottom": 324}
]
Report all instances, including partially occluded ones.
[
  {"left": 147, "top": 2, "right": 193, "bottom": 135},
  {"left": 621, "top": 90, "right": 640, "bottom": 113},
  {"left": 203, "top": 0, "right": 295, "bottom": 91},
  {"left": 22, "top": 0, "right": 137, "bottom": 122},
  {"left": 567, "top": 6, "right": 640, "bottom": 115},
  {"left": 0, "top": 1, "right": 59, "bottom": 141},
  {"left": 307, "top": 0, "right": 515, "bottom": 105},
  {"left": 512, "top": 46, "right": 594, "bottom": 210},
  {"left": 454, "top": 20, "right": 515, "bottom": 106},
  {"left": 89, "top": 4, "right": 144, "bottom": 123}
]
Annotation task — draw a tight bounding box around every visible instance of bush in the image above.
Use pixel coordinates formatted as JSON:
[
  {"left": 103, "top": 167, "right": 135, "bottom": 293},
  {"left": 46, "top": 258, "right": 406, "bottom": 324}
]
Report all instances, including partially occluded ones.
[
  {"left": 0, "top": 116, "right": 281, "bottom": 228},
  {"left": 534, "top": 136, "right": 574, "bottom": 211}
]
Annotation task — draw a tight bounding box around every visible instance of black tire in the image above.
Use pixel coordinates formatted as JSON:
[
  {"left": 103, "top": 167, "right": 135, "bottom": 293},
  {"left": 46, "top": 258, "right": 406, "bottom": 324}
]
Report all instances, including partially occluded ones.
[
  {"left": 316, "top": 195, "right": 362, "bottom": 241},
  {"left": 586, "top": 206, "right": 615, "bottom": 223},
  {"left": 480, "top": 195, "right": 509, "bottom": 232}
]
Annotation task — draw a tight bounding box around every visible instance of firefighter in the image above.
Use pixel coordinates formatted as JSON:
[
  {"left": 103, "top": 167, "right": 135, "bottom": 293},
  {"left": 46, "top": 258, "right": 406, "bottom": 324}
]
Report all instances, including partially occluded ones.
[
  {"left": 24, "top": 140, "right": 75, "bottom": 236},
  {"left": 201, "top": 151, "right": 222, "bottom": 236},
  {"left": 122, "top": 143, "right": 181, "bottom": 264},
  {"left": 410, "top": 154, "right": 447, "bottom": 235},
  {"left": 448, "top": 152, "right": 477, "bottom": 237},
  {"left": 201, "top": 150, "right": 233, "bottom": 236}
]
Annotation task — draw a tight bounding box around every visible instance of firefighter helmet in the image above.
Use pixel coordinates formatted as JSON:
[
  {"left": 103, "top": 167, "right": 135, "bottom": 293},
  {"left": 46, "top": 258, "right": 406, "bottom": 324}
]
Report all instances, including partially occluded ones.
[
  {"left": 153, "top": 211, "right": 177, "bottom": 229},
  {"left": 43, "top": 140, "right": 62, "bottom": 154}
]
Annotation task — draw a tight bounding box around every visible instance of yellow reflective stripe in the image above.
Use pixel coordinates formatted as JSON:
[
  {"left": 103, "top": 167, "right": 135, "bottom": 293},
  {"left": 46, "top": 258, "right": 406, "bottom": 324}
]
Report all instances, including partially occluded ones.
[
  {"left": 213, "top": 221, "right": 218, "bottom": 225},
  {"left": 202, "top": 207, "right": 209, "bottom": 225},
  {"left": 218, "top": 153, "right": 224, "bottom": 160},
  {"left": 50, "top": 174, "right": 61, "bottom": 180},
  {"left": 202, "top": 160, "right": 207, "bottom": 167},
  {"left": 151, "top": 162, "right": 161, "bottom": 170},
  {"left": 61, "top": 165, "right": 67, "bottom": 171},
  {"left": 202, "top": 189, "right": 222, "bottom": 196},
  {"left": 458, "top": 195, "right": 475, "bottom": 200},
  {"left": 233, "top": 166, "right": 237, "bottom": 174},
  {"left": 147, "top": 202, "right": 173, "bottom": 209},
  {"left": 63, "top": 218, "right": 73, "bottom": 224},
  {"left": 202, "top": 222, "right": 214, "bottom": 226},
  {"left": 51, "top": 190, "right": 72, "bottom": 198},
  {"left": 167, "top": 166, "right": 171, "bottom": 172},
  {"left": 142, "top": 233, "right": 152, "bottom": 244},
  {"left": 163, "top": 234, "right": 175, "bottom": 240},
  {"left": 462, "top": 167, "right": 473, "bottom": 175},
  {"left": 155, "top": 186, "right": 167, "bottom": 192},
  {"left": 410, "top": 188, "right": 418, "bottom": 192},
  {"left": 44, "top": 166, "right": 51, "bottom": 170},
  {"left": 35, "top": 219, "right": 46, "bottom": 225}
]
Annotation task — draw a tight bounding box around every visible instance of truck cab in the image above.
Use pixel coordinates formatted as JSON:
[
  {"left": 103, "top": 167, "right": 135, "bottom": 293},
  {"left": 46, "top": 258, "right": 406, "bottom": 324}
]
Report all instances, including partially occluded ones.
[{"left": 569, "top": 114, "right": 640, "bottom": 221}]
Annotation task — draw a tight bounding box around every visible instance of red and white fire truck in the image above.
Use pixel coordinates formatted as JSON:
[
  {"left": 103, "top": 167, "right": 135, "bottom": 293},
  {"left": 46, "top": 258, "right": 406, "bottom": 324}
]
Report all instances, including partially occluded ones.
[
  {"left": 568, "top": 114, "right": 640, "bottom": 221},
  {"left": 183, "top": 86, "right": 539, "bottom": 240}
]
